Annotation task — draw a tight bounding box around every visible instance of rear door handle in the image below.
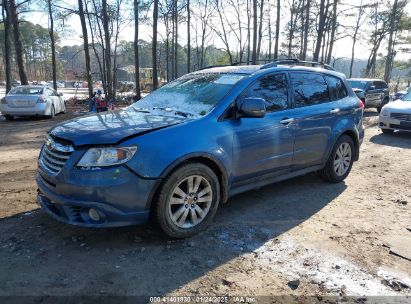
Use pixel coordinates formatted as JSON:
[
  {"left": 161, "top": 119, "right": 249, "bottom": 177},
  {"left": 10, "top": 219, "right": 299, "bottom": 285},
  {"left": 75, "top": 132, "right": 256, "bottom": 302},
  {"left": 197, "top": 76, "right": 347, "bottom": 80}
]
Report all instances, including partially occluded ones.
[
  {"left": 330, "top": 108, "right": 340, "bottom": 114},
  {"left": 280, "top": 118, "right": 295, "bottom": 125}
]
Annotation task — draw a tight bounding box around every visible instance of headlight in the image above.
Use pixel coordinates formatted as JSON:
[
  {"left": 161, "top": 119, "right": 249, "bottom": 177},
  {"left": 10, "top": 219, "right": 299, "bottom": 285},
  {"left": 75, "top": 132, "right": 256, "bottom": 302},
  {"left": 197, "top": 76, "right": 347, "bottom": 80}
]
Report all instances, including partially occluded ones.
[
  {"left": 381, "top": 109, "right": 389, "bottom": 116},
  {"left": 77, "top": 147, "right": 137, "bottom": 167}
]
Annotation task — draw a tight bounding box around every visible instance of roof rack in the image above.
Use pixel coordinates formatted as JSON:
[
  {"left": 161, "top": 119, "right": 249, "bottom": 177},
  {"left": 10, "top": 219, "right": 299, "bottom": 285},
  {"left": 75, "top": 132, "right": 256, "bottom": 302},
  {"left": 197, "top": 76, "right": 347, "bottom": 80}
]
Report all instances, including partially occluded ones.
[
  {"left": 198, "top": 59, "right": 275, "bottom": 71},
  {"left": 260, "top": 59, "right": 335, "bottom": 71}
]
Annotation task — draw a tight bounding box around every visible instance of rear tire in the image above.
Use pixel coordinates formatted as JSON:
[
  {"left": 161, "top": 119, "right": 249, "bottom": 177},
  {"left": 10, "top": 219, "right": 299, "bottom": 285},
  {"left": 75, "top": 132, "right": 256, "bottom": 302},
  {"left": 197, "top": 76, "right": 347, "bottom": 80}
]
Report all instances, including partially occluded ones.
[
  {"left": 154, "top": 163, "right": 220, "bottom": 238},
  {"left": 377, "top": 98, "right": 389, "bottom": 113},
  {"left": 319, "top": 135, "right": 355, "bottom": 183},
  {"left": 4, "top": 114, "right": 14, "bottom": 121}
]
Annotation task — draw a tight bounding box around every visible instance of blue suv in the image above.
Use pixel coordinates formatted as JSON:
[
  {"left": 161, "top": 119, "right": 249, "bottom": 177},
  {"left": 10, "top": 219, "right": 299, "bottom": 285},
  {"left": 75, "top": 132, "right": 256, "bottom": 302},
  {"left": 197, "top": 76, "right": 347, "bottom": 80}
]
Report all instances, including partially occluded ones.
[{"left": 36, "top": 61, "right": 364, "bottom": 238}]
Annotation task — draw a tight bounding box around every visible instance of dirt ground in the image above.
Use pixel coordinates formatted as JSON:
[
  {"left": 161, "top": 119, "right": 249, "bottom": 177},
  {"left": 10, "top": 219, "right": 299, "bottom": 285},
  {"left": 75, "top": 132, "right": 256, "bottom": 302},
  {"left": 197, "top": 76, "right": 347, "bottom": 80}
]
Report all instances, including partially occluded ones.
[{"left": 0, "top": 109, "right": 410, "bottom": 300}]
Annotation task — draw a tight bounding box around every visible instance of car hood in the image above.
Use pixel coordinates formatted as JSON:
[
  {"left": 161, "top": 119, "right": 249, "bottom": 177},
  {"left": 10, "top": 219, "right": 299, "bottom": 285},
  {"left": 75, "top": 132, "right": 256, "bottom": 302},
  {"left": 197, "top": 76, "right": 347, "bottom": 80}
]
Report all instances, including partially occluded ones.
[
  {"left": 50, "top": 109, "right": 188, "bottom": 146},
  {"left": 384, "top": 100, "right": 411, "bottom": 113}
]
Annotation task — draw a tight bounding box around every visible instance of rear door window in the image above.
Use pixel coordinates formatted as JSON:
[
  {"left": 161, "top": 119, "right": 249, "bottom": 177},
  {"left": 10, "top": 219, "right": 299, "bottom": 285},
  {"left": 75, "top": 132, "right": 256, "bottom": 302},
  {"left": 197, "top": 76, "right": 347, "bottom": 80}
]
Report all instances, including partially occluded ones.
[
  {"left": 325, "top": 75, "right": 348, "bottom": 100},
  {"left": 239, "top": 73, "right": 289, "bottom": 112},
  {"left": 290, "top": 72, "right": 330, "bottom": 107}
]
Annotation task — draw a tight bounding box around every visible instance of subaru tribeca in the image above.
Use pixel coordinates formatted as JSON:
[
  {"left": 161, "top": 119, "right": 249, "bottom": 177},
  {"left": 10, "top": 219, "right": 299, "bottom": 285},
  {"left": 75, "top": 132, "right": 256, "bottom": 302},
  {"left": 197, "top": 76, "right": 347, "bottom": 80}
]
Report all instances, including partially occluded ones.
[{"left": 36, "top": 62, "right": 364, "bottom": 238}]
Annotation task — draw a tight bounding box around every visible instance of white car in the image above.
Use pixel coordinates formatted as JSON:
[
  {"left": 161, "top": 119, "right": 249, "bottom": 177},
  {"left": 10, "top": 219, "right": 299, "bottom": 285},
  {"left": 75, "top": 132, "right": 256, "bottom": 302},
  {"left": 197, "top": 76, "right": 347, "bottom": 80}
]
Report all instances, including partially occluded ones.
[
  {"left": 0, "top": 85, "right": 66, "bottom": 120},
  {"left": 379, "top": 91, "right": 411, "bottom": 134}
]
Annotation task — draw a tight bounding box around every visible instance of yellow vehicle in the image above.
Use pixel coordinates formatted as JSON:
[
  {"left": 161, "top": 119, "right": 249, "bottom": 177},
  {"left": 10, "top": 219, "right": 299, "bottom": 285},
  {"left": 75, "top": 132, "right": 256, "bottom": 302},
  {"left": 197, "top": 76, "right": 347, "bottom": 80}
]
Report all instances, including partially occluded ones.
[
  {"left": 139, "top": 68, "right": 165, "bottom": 92},
  {"left": 117, "top": 66, "right": 165, "bottom": 92}
]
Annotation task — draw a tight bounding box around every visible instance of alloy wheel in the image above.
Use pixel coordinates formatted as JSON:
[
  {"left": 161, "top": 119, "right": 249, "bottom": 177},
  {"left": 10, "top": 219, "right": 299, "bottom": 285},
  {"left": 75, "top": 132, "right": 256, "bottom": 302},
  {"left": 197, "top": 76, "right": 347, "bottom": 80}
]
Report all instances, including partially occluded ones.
[
  {"left": 333, "top": 142, "right": 352, "bottom": 176},
  {"left": 168, "top": 175, "right": 213, "bottom": 229}
]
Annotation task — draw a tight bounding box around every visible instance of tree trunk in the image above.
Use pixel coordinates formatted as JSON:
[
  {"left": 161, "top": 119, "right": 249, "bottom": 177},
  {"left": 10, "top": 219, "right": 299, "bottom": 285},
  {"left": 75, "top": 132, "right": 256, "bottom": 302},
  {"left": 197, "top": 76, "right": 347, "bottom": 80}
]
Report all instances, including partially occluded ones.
[
  {"left": 287, "top": 0, "right": 295, "bottom": 57},
  {"left": 274, "top": 0, "right": 280, "bottom": 59},
  {"left": 78, "top": 0, "right": 93, "bottom": 97},
  {"left": 187, "top": 0, "right": 191, "bottom": 73},
  {"left": 384, "top": 0, "right": 399, "bottom": 83},
  {"left": 47, "top": 0, "right": 57, "bottom": 91},
  {"left": 134, "top": 0, "right": 141, "bottom": 100},
  {"left": 102, "top": 0, "right": 112, "bottom": 99},
  {"left": 252, "top": 0, "right": 258, "bottom": 64},
  {"left": 174, "top": 0, "right": 178, "bottom": 79},
  {"left": 246, "top": 0, "right": 251, "bottom": 63},
  {"left": 326, "top": 0, "right": 337, "bottom": 64},
  {"left": 256, "top": 0, "right": 264, "bottom": 58},
  {"left": 9, "top": 0, "right": 28, "bottom": 85},
  {"left": 2, "top": 0, "right": 12, "bottom": 93},
  {"left": 313, "top": 0, "right": 326, "bottom": 61},
  {"left": 302, "top": 0, "right": 310, "bottom": 60},
  {"left": 152, "top": 0, "right": 159, "bottom": 89},
  {"left": 85, "top": 1, "right": 104, "bottom": 92}
]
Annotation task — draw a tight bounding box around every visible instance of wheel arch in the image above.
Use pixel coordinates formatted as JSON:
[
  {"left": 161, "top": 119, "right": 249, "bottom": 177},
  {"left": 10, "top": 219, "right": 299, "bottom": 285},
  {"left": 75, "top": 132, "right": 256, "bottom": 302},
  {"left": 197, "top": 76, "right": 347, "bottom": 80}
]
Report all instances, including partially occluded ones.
[
  {"left": 332, "top": 130, "right": 359, "bottom": 161},
  {"left": 146, "top": 153, "right": 229, "bottom": 213}
]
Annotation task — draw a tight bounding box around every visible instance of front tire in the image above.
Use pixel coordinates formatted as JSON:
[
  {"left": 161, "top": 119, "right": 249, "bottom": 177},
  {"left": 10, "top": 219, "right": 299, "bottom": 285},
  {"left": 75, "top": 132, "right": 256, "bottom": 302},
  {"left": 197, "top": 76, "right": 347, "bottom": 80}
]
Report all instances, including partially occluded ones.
[
  {"left": 4, "top": 114, "right": 14, "bottom": 121},
  {"left": 319, "top": 135, "right": 355, "bottom": 183},
  {"left": 154, "top": 163, "right": 220, "bottom": 238},
  {"left": 48, "top": 104, "right": 55, "bottom": 119}
]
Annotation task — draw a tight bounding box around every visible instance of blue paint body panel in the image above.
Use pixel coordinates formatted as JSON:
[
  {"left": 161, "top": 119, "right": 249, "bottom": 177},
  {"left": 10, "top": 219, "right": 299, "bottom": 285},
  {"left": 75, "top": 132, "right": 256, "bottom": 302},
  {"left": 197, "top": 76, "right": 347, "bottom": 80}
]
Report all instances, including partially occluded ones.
[{"left": 36, "top": 65, "right": 364, "bottom": 228}]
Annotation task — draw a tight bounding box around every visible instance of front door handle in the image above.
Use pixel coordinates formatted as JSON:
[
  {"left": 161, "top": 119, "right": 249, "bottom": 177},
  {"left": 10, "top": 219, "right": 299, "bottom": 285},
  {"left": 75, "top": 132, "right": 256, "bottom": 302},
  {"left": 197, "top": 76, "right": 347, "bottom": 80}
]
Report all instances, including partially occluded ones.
[
  {"left": 280, "top": 118, "right": 295, "bottom": 125},
  {"left": 330, "top": 108, "right": 340, "bottom": 114}
]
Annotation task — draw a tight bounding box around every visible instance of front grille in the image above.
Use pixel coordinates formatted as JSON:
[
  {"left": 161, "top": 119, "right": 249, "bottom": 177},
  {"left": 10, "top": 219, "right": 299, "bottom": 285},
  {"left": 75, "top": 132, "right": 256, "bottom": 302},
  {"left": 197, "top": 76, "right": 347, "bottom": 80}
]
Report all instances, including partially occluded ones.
[
  {"left": 390, "top": 113, "right": 411, "bottom": 121},
  {"left": 40, "top": 136, "right": 73, "bottom": 175}
]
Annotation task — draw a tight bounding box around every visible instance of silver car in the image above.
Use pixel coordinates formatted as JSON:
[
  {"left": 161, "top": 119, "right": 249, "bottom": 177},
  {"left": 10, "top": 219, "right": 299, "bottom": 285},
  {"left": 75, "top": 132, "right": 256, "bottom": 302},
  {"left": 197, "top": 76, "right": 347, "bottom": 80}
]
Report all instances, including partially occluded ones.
[{"left": 0, "top": 85, "right": 66, "bottom": 120}]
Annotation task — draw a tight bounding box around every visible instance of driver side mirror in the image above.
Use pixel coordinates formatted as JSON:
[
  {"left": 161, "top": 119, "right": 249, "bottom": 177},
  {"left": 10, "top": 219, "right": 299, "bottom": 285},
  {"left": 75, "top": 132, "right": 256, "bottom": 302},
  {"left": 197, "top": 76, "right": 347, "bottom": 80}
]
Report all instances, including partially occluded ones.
[
  {"left": 368, "top": 85, "right": 376, "bottom": 91},
  {"left": 237, "top": 97, "right": 266, "bottom": 118},
  {"left": 58, "top": 93, "right": 63, "bottom": 97}
]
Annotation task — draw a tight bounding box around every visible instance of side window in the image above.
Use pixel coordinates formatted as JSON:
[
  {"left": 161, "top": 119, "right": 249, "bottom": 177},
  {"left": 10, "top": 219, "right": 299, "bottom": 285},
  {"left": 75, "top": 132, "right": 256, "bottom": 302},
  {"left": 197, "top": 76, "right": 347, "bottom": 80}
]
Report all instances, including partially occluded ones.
[
  {"left": 239, "top": 73, "right": 289, "bottom": 112},
  {"left": 378, "top": 81, "right": 387, "bottom": 89},
  {"left": 290, "top": 72, "right": 330, "bottom": 107},
  {"left": 325, "top": 75, "right": 348, "bottom": 100},
  {"left": 373, "top": 81, "right": 385, "bottom": 90}
]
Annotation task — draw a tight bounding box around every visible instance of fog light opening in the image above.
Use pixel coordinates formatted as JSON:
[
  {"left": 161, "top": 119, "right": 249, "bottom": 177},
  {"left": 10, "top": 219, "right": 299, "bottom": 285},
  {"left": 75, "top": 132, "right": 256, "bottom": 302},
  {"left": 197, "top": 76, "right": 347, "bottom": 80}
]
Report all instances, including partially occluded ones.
[{"left": 88, "top": 208, "right": 101, "bottom": 222}]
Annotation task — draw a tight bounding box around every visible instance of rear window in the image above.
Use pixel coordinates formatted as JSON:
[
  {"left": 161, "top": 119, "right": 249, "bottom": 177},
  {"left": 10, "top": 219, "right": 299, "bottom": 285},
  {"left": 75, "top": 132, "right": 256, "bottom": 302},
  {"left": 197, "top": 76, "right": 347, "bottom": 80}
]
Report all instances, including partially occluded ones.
[
  {"left": 9, "top": 87, "right": 43, "bottom": 95},
  {"left": 325, "top": 75, "right": 348, "bottom": 100}
]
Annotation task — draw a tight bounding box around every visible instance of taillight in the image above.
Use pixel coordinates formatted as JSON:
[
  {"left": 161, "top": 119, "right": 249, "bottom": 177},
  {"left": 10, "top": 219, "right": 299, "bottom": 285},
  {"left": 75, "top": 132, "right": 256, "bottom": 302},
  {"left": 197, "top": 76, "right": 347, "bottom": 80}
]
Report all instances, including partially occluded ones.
[
  {"left": 1, "top": 97, "right": 6, "bottom": 104},
  {"left": 359, "top": 98, "right": 365, "bottom": 109},
  {"left": 37, "top": 95, "right": 47, "bottom": 103}
]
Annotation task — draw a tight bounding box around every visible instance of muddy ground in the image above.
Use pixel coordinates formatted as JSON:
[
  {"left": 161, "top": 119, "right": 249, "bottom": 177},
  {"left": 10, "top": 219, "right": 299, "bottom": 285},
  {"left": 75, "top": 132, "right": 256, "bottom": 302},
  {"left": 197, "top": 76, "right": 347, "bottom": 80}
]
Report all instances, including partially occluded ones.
[{"left": 0, "top": 109, "right": 410, "bottom": 300}]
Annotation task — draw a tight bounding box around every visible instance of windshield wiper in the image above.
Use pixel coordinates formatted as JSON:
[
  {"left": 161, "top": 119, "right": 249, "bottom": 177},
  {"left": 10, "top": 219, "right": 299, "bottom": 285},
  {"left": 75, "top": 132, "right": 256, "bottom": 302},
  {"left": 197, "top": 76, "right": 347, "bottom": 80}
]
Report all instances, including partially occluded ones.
[
  {"left": 152, "top": 107, "right": 195, "bottom": 118},
  {"left": 131, "top": 107, "right": 151, "bottom": 113}
]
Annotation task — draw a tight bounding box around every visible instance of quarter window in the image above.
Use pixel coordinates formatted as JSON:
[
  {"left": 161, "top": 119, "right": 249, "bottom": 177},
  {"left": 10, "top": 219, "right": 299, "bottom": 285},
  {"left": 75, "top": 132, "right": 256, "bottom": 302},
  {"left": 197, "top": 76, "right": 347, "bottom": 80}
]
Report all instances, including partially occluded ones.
[
  {"left": 290, "top": 72, "right": 330, "bottom": 107},
  {"left": 325, "top": 75, "right": 348, "bottom": 100},
  {"left": 240, "top": 73, "right": 289, "bottom": 112}
]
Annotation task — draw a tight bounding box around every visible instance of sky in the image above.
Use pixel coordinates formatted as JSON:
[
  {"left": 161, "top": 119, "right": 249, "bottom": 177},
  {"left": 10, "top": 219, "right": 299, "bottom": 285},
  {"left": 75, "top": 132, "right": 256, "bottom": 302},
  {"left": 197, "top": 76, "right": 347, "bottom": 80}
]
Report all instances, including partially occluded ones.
[{"left": 24, "top": 0, "right": 411, "bottom": 62}]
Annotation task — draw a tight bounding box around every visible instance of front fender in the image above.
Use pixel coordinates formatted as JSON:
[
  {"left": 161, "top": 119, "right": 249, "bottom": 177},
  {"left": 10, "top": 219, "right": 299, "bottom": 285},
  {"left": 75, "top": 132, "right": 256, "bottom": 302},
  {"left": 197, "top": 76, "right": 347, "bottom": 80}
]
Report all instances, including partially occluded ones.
[{"left": 122, "top": 117, "right": 234, "bottom": 181}]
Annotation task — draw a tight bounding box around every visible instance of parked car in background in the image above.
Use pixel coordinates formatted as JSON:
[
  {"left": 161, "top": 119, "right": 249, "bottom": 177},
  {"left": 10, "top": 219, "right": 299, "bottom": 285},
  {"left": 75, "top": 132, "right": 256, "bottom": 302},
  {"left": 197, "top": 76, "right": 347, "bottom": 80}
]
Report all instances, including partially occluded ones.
[
  {"left": 0, "top": 85, "right": 65, "bottom": 120},
  {"left": 392, "top": 86, "right": 411, "bottom": 101},
  {"left": 347, "top": 78, "right": 390, "bottom": 113},
  {"left": 36, "top": 61, "right": 364, "bottom": 238},
  {"left": 379, "top": 90, "right": 411, "bottom": 134},
  {"left": 11, "top": 80, "right": 21, "bottom": 87}
]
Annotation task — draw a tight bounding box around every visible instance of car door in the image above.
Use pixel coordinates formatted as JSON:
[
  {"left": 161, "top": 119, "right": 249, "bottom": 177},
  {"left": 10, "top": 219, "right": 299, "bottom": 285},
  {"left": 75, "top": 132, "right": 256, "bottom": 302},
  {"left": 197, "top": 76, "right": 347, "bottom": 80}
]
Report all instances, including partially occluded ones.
[
  {"left": 48, "top": 88, "right": 61, "bottom": 112},
  {"left": 230, "top": 73, "right": 296, "bottom": 182},
  {"left": 365, "top": 82, "right": 381, "bottom": 106},
  {"left": 290, "top": 71, "right": 339, "bottom": 169}
]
